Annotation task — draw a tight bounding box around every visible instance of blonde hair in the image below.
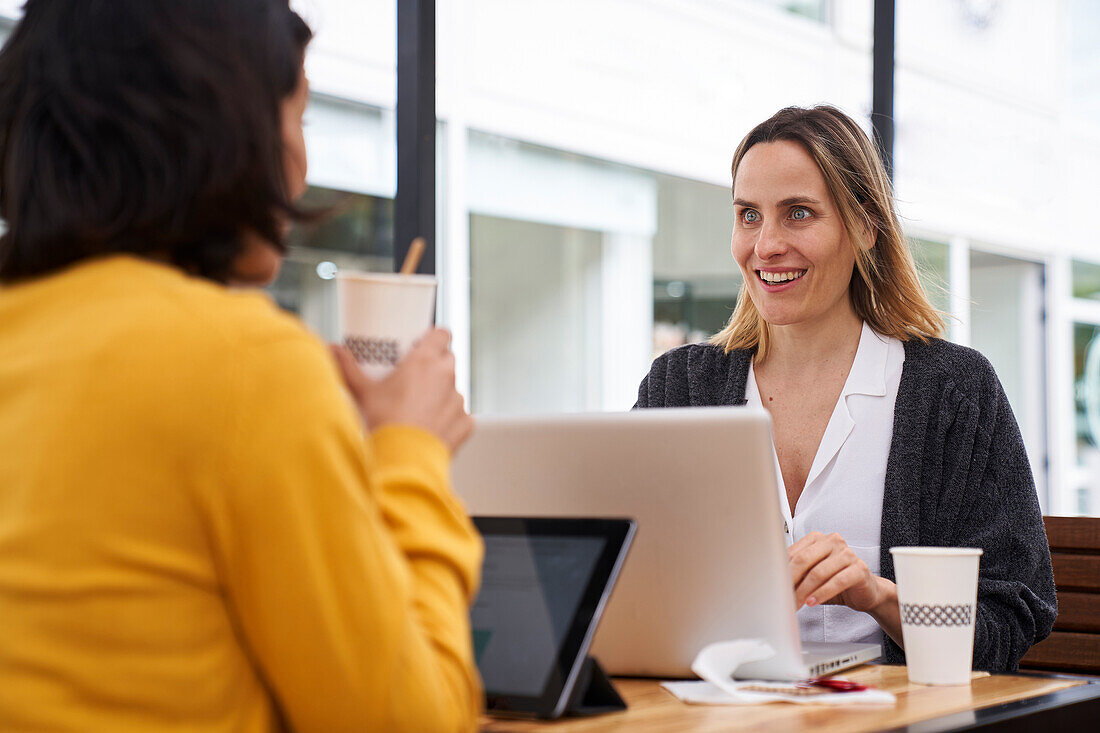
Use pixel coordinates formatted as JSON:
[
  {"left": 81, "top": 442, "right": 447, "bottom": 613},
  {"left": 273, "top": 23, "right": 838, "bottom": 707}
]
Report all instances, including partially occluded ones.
[{"left": 710, "top": 105, "right": 945, "bottom": 357}]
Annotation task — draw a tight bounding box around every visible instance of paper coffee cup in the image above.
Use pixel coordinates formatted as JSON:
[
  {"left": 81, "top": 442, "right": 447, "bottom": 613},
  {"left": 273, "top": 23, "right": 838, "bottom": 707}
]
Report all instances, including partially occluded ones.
[
  {"left": 336, "top": 270, "right": 436, "bottom": 379},
  {"left": 890, "top": 547, "right": 982, "bottom": 685}
]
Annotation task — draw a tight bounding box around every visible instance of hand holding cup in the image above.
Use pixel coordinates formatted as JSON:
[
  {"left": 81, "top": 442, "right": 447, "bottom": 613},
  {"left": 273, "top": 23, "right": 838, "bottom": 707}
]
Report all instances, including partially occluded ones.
[{"left": 333, "top": 328, "right": 474, "bottom": 453}]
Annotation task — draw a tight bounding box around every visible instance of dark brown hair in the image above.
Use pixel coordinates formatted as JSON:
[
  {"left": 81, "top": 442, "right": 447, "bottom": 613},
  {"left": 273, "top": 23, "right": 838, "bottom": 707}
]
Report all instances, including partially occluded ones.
[
  {"left": 0, "top": 0, "right": 312, "bottom": 283},
  {"left": 712, "top": 105, "right": 945, "bottom": 356}
]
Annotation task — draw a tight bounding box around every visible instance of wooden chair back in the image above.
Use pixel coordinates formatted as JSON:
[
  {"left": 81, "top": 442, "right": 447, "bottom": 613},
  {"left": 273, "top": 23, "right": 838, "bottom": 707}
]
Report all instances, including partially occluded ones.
[{"left": 1019, "top": 516, "right": 1100, "bottom": 674}]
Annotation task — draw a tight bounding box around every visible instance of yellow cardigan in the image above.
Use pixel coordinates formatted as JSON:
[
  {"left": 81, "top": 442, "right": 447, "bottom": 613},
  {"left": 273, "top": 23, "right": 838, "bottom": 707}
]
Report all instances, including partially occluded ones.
[{"left": 0, "top": 256, "right": 483, "bottom": 731}]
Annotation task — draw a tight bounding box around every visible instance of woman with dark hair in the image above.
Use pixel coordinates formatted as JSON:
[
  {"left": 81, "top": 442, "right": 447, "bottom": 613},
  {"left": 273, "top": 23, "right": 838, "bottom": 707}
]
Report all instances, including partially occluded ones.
[
  {"left": 0, "top": 1, "right": 481, "bottom": 730},
  {"left": 636, "top": 105, "right": 1056, "bottom": 672}
]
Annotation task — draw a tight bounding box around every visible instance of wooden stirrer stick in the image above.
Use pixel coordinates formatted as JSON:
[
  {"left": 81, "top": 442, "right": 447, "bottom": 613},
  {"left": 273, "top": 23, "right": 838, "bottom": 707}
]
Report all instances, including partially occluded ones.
[{"left": 399, "top": 237, "right": 426, "bottom": 275}]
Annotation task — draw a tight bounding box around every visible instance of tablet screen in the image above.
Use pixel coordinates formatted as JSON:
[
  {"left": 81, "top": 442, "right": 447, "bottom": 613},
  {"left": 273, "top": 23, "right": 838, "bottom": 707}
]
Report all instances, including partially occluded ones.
[
  {"left": 472, "top": 534, "right": 606, "bottom": 695},
  {"left": 470, "top": 517, "right": 634, "bottom": 718}
]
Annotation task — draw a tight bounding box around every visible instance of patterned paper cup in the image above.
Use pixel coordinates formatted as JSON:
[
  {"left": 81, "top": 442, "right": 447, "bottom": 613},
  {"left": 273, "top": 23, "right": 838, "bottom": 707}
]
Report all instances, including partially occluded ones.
[
  {"left": 336, "top": 271, "right": 437, "bottom": 379},
  {"left": 890, "top": 547, "right": 983, "bottom": 686}
]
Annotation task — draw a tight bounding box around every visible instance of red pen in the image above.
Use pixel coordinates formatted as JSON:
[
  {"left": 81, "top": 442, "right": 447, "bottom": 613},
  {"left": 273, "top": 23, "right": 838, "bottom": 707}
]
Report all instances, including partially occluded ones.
[{"left": 800, "top": 678, "right": 869, "bottom": 693}]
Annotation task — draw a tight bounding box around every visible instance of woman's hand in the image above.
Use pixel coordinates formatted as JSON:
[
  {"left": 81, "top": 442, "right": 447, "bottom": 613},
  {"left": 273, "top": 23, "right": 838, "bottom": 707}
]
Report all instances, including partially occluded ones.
[
  {"left": 788, "top": 531, "right": 903, "bottom": 645},
  {"left": 788, "top": 532, "right": 883, "bottom": 611},
  {"left": 332, "top": 328, "right": 474, "bottom": 454}
]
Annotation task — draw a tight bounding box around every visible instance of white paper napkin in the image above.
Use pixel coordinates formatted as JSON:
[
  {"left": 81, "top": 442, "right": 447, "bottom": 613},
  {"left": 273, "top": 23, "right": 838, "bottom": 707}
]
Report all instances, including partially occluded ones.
[{"left": 661, "top": 640, "right": 896, "bottom": 706}]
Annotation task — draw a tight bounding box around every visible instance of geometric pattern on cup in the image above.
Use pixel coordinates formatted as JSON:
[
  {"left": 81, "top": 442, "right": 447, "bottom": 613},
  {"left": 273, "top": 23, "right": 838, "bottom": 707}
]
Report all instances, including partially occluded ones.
[
  {"left": 900, "top": 603, "right": 973, "bottom": 627},
  {"left": 344, "top": 336, "right": 400, "bottom": 366}
]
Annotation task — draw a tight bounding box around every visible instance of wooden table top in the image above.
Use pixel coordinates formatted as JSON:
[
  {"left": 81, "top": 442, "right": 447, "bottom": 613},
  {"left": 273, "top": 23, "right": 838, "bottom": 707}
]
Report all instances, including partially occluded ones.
[{"left": 480, "top": 664, "right": 1091, "bottom": 732}]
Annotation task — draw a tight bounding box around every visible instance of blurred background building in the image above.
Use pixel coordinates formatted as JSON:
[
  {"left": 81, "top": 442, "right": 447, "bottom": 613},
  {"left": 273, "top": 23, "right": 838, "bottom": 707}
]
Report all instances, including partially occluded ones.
[{"left": 1, "top": 0, "right": 1097, "bottom": 516}]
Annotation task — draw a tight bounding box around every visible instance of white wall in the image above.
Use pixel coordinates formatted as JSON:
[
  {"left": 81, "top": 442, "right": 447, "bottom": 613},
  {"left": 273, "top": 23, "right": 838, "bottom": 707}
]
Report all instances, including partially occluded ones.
[
  {"left": 293, "top": 0, "right": 396, "bottom": 105},
  {"left": 467, "top": 133, "right": 657, "bottom": 236},
  {"left": 892, "top": 0, "right": 1100, "bottom": 262},
  {"left": 896, "top": 0, "right": 1059, "bottom": 106},
  {"left": 448, "top": 0, "right": 872, "bottom": 186},
  {"left": 1058, "top": 121, "right": 1100, "bottom": 261}
]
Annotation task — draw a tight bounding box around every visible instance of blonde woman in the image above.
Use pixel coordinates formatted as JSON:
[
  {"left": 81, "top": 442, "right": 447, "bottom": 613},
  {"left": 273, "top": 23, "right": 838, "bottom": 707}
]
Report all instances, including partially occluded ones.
[{"left": 635, "top": 105, "right": 1055, "bottom": 673}]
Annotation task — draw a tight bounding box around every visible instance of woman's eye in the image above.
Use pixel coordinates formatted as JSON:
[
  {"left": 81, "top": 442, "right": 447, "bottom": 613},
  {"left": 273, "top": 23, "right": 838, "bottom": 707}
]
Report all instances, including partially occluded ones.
[
  {"left": 791, "top": 207, "right": 811, "bottom": 221},
  {"left": 742, "top": 210, "right": 761, "bottom": 224}
]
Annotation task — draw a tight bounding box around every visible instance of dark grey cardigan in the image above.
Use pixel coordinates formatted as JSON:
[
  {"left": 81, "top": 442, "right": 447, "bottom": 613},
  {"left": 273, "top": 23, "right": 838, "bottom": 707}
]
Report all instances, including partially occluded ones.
[{"left": 634, "top": 337, "right": 1056, "bottom": 672}]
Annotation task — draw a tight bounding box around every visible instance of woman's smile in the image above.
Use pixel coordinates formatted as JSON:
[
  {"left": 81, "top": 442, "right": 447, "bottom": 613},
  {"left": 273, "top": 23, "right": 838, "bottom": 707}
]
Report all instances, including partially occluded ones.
[{"left": 756, "top": 268, "right": 808, "bottom": 290}]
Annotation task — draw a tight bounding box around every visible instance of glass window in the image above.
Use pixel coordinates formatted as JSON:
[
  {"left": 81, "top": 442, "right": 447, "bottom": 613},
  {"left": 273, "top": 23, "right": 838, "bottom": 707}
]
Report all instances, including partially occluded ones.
[
  {"left": 470, "top": 215, "right": 604, "bottom": 415},
  {"left": 1073, "top": 323, "right": 1100, "bottom": 515},
  {"left": 746, "top": 0, "right": 828, "bottom": 23},
  {"left": 265, "top": 99, "right": 396, "bottom": 340},
  {"left": 466, "top": 132, "right": 655, "bottom": 415},
  {"left": 1073, "top": 260, "right": 1100, "bottom": 302},
  {"left": 653, "top": 275, "right": 742, "bottom": 360},
  {"left": 268, "top": 185, "right": 394, "bottom": 341},
  {"left": 970, "top": 251, "right": 1048, "bottom": 503},
  {"left": 288, "top": 186, "right": 394, "bottom": 262},
  {"left": 652, "top": 175, "right": 741, "bottom": 360},
  {"left": 909, "top": 238, "right": 951, "bottom": 316}
]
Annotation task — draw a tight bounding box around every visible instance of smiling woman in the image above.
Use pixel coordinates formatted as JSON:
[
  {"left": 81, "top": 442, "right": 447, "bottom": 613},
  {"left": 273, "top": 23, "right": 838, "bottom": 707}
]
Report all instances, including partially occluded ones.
[
  {"left": 731, "top": 140, "right": 860, "bottom": 334},
  {"left": 714, "top": 105, "right": 943, "bottom": 359},
  {"left": 635, "top": 105, "right": 1057, "bottom": 674}
]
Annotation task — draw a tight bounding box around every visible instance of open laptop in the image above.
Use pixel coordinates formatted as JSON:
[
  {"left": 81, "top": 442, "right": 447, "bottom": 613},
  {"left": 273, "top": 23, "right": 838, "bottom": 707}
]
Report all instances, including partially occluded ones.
[{"left": 452, "top": 407, "right": 881, "bottom": 680}]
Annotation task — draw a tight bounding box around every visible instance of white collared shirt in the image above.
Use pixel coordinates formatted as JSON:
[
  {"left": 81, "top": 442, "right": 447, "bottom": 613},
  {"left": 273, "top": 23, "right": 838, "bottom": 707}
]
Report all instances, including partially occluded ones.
[{"left": 745, "top": 321, "right": 905, "bottom": 645}]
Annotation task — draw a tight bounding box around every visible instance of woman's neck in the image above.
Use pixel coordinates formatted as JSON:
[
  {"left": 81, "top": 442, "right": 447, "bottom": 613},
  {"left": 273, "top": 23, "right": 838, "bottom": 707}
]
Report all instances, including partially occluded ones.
[{"left": 756, "top": 304, "right": 863, "bottom": 378}]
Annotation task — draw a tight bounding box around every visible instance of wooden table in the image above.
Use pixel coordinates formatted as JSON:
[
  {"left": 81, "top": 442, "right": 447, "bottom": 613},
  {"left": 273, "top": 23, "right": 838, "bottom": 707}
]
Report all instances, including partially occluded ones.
[{"left": 481, "top": 665, "right": 1099, "bottom": 732}]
